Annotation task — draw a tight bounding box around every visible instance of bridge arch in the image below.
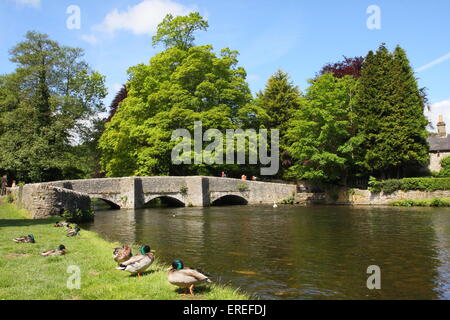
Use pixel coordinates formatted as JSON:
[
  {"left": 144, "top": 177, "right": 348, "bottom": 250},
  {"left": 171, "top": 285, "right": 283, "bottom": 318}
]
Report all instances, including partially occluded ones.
[
  {"left": 211, "top": 194, "right": 249, "bottom": 206},
  {"left": 91, "top": 197, "right": 121, "bottom": 210},
  {"left": 144, "top": 195, "right": 186, "bottom": 208}
]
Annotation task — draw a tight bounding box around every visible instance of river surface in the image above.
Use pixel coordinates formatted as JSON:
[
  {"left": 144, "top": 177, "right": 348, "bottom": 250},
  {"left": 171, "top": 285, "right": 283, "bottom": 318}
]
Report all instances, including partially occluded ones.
[{"left": 83, "top": 205, "right": 450, "bottom": 300}]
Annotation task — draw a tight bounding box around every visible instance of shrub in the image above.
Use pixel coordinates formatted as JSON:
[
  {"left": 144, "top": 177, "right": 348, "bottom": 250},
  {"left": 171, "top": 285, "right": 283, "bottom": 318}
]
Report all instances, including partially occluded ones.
[
  {"left": 180, "top": 186, "right": 188, "bottom": 196},
  {"left": 370, "top": 177, "right": 450, "bottom": 194},
  {"left": 237, "top": 183, "right": 249, "bottom": 192},
  {"left": 62, "top": 208, "right": 95, "bottom": 223},
  {"left": 440, "top": 156, "right": 450, "bottom": 174},
  {"left": 280, "top": 197, "right": 295, "bottom": 205},
  {"left": 368, "top": 176, "right": 382, "bottom": 193},
  {"left": 390, "top": 198, "right": 450, "bottom": 207},
  {"left": 5, "top": 194, "right": 15, "bottom": 203}
]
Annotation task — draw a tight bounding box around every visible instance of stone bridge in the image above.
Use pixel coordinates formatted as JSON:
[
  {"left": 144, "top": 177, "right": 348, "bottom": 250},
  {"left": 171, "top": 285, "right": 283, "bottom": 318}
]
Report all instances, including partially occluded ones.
[{"left": 37, "top": 176, "right": 297, "bottom": 209}]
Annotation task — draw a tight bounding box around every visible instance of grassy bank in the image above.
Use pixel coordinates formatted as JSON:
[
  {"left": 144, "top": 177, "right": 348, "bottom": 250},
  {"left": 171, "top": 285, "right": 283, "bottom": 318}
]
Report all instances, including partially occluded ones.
[
  {"left": 0, "top": 201, "right": 248, "bottom": 300},
  {"left": 389, "top": 198, "right": 450, "bottom": 207}
]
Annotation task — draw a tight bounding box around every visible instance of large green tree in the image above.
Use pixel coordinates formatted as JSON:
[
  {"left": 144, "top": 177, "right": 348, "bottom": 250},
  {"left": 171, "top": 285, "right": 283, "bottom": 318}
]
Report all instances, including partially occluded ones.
[
  {"left": 152, "top": 12, "right": 209, "bottom": 50},
  {"left": 286, "top": 73, "right": 360, "bottom": 183},
  {"left": 251, "top": 70, "right": 302, "bottom": 176},
  {"left": 100, "top": 14, "right": 252, "bottom": 177},
  {"left": 353, "top": 44, "right": 429, "bottom": 179},
  {"left": 0, "top": 31, "right": 107, "bottom": 182}
]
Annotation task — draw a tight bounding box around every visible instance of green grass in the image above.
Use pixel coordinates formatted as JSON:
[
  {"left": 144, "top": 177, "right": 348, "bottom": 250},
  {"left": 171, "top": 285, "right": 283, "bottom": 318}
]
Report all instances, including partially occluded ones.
[
  {"left": 389, "top": 198, "right": 450, "bottom": 207},
  {"left": 0, "top": 201, "right": 249, "bottom": 300}
]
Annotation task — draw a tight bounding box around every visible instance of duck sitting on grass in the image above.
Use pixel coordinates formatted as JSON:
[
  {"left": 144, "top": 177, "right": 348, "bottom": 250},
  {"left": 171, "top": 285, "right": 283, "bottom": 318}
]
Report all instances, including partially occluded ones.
[
  {"left": 54, "top": 221, "right": 71, "bottom": 228},
  {"left": 13, "top": 235, "right": 35, "bottom": 243},
  {"left": 168, "top": 260, "right": 212, "bottom": 296},
  {"left": 112, "top": 246, "right": 133, "bottom": 265},
  {"left": 40, "top": 245, "right": 66, "bottom": 256},
  {"left": 117, "top": 245, "right": 154, "bottom": 279},
  {"left": 67, "top": 227, "right": 80, "bottom": 237}
]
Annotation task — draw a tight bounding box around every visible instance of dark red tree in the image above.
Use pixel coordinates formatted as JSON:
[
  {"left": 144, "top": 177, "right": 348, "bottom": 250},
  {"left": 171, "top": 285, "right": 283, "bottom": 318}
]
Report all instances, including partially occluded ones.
[
  {"left": 106, "top": 85, "right": 128, "bottom": 122},
  {"left": 319, "top": 56, "right": 364, "bottom": 79}
]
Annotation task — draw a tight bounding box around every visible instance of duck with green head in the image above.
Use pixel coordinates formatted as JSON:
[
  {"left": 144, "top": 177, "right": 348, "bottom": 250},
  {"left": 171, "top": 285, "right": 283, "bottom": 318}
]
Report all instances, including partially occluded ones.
[
  {"left": 117, "top": 245, "right": 155, "bottom": 278},
  {"left": 40, "top": 245, "right": 66, "bottom": 256},
  {"left": 13, "top": 235, "right": 35, "bottom": 243},
  {"left": 168, "top": 260, "right": 212, "bottom": 296}
]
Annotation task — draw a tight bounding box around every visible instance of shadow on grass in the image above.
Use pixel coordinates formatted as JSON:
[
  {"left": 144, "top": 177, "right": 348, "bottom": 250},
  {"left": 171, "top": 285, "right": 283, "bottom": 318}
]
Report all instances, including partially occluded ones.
[
  {"left": 0, "top": 218, "right": 57, "bottom": 228},
  {"left": 129, "top": 270, "right": 157, "bottom": 278},
  {"left": 175, "top": 285, "right": 212, "bottom": 295}
]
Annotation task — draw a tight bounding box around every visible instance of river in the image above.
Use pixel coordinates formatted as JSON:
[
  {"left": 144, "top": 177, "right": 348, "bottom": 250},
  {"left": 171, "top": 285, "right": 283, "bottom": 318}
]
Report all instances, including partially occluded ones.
[{"left": 83, "top": 205, "right": 450, "bottom": 300}]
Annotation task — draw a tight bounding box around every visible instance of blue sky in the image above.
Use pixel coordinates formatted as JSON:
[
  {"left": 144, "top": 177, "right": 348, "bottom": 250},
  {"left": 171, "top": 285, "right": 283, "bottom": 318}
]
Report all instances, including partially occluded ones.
[{"left": 1, "top": 0, "right": 449, "bottom": 129}]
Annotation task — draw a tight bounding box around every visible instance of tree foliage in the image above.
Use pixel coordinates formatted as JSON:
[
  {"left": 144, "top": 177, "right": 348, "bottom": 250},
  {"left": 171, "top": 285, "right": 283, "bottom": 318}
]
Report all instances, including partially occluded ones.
[
  {"left": 319, "top": 56, "right": 364, "bottom": 79},
  {"left": 100, "top": 14, "right": 252, "bottom": 177},
  {"left": 0, "top": 31, "right": 107, "bottom": 182},
  {"left": 106, "top": 85, "right": 128, "bottom": 122},
  {"left": 152, "top": 12, "right": 209, "bottom": 50},
  {"left": 252, "top": 70, "right": 301, "bottom": 174},
  {"left": 286, "top": 73, "right": 360, "bottom": 182},
  {"left": 353, "top": 44, "right": 429, "bottom": 179}
]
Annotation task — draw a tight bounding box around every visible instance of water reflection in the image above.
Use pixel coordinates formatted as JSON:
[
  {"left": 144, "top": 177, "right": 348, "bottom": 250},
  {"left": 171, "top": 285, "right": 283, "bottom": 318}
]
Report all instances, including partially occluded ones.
[{"left": 83, "top": 205, "right": 450, "bottom": 300}]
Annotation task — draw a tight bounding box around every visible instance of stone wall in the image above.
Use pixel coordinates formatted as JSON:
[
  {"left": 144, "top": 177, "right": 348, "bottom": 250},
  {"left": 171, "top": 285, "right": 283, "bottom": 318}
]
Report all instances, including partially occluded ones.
[
  {"left": 324, "top": 187, "right": 450, "bottom": 205},
  {"left": 429, "top": 152, "right": 450, "bottom": 172},
  {"left": 294, "top": 192, "right": 326, "bottom": 205},
  {"left": 208, "top": 177, "right": 297, "bottom": 205},
  {"left": 35, "top": 176, "right": 299, "bottom": 208},
  {"left": 11, "top": 184, "right": 91, "bottom": 219}
]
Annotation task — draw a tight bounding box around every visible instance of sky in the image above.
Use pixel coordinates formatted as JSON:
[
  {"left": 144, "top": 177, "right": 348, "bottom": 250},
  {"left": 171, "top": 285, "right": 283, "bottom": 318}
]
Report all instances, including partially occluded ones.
[{"left": 0, "top": 0, "right": 449, "bottom": 130}]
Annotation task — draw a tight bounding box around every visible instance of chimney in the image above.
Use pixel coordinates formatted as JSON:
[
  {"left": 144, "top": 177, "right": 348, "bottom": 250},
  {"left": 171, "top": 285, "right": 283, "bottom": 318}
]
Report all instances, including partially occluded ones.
[{"left": 437, "top": 115, "right": 447, "bottom": 137}]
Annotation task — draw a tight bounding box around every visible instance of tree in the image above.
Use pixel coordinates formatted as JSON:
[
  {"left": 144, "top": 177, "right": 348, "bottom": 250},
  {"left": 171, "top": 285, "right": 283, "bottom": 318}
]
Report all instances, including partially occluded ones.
[
  {"left": 100, "top": 14, "right": 252, "bottom": 177},
  {"left": 286, "top": 73, "right": 360, "bottom": 182},
  {"left": 0, "top": 31, "right": 107, "bottom": 182},
  {"left": 252, "top": 70, "right": 302, "bottom": 174},
  {"left": 353, "top": 44, "right": 429, "bottom": 179},
  {"left": 255, "top": 70, "right": 301, "bottom": 131},
  {"left": 319, "top": 56, "right": 364, "bottom": 79},
  {"left": 106, "top": 85, "right": 128, "bottom": 122},
  {"left": 152, "top": 12, "right": 209, "bottom": 50}
]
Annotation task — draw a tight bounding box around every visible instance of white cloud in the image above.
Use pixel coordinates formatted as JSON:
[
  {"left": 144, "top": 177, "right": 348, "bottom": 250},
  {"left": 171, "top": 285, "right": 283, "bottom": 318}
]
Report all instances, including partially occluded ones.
[
  {"left": 94, "top": 0, "right": 194, "bottom": 36},
  {"left": 15, "top": 0, "right": 41, "bottom": 8},
  {"left": 416, "top": 53, "right": 450, "bottom": 73},
  {"left": 426, "top": 99, "right": 450, "bottom": 131},
  {"left": 112, "top": 83, "right": 123, "bottom": 92},
  {"left": 80, "top": 34, "right": 98, "bottom": 45}
]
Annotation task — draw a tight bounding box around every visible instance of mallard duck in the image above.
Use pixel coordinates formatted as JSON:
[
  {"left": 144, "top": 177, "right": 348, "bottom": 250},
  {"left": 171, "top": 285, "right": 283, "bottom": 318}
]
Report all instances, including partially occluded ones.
[
  {"left": 168, "top": 260, "right": 212, "bottom": 295},
  {"left": 54, "top": 221, "right": 71, "bottom": 228},
  {"left": 13, "top": 235, "right": 35, "bottom": 243},
  {"left": 40, "top": 245, "right": 66, "bottom": 256},
  {"left": 112, "top": 246, "right": 133, "bottom": 265},
  {"left": 66, "top": 227, "right": 80, "bottom": 237},
  {"left": 117, "top": 245, "right": 154, "bottom": 278}
]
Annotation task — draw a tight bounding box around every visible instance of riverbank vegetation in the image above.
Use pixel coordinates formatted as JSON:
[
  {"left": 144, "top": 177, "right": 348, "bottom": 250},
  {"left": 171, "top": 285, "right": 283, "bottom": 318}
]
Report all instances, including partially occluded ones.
[
  {"left": 390, "top": 198, "right": 450, "bottom": 207},
  {"left": 368, "top": 177, "right": 450, "bottom": 194},
  {"left": 0, "top": 12, "right": 431, "bottom": 187},
  {"left": 0, "top": 201, "right": 248, "bottom": 300}
]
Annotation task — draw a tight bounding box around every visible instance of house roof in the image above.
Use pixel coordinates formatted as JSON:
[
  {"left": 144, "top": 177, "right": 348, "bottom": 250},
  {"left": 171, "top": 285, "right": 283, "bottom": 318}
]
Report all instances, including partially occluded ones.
[{"left": 428, "top": 135, "right": 450, "bottom": 152}]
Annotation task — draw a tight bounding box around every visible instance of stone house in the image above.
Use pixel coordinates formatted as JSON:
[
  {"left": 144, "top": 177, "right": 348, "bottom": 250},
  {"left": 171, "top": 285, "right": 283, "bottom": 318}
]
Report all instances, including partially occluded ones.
[{"left": 427, "top": 115, "right": 450, "bottom": 172}]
